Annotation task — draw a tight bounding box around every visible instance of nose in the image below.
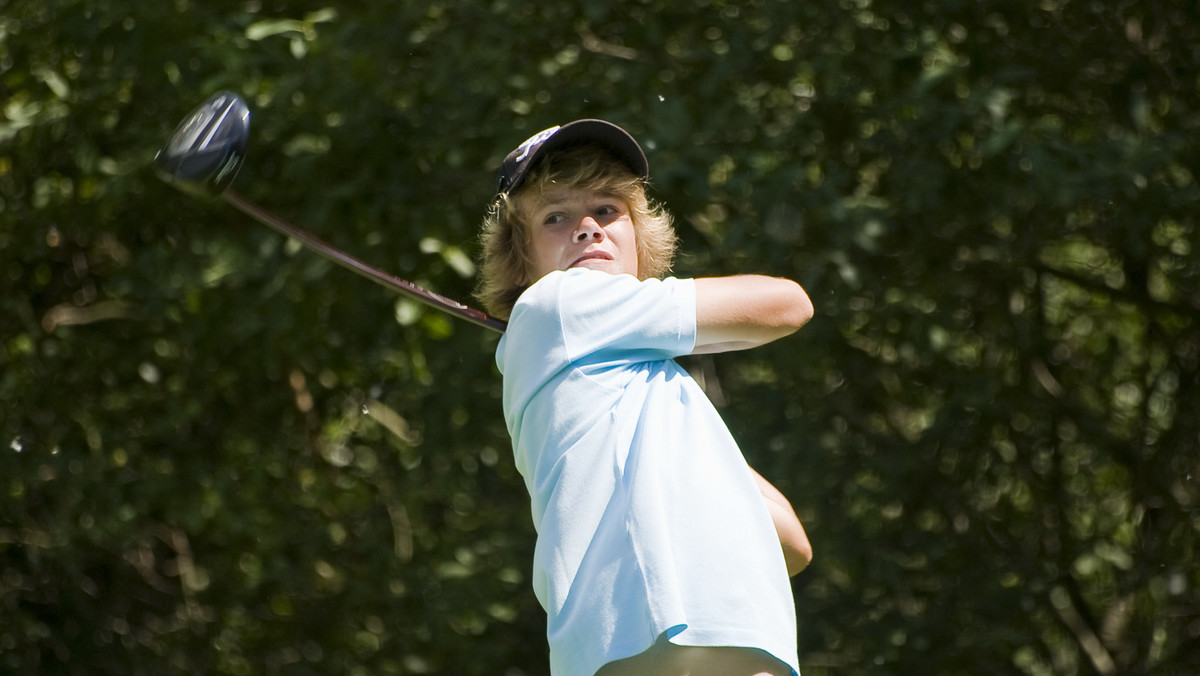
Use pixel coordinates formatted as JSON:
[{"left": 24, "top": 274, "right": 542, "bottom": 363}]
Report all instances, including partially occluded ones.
[{"left": 575, "top": 216, "right": 604, "bottom": 243}]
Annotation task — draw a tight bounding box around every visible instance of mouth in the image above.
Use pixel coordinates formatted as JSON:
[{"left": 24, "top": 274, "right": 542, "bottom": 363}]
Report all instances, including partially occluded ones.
[{"left": 570, "top": 251, "right": 614, "bottom": 267}]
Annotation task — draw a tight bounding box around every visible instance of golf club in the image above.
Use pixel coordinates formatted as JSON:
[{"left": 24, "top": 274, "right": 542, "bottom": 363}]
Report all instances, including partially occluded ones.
[{"left": 154, "top": 91, "right": 507, "bottom": 333}]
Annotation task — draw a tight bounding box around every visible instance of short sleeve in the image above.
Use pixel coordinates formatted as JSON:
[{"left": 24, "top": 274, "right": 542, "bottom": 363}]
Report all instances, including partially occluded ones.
[{"left": 512, "top": 269, "right": 697, "bottom": 364}]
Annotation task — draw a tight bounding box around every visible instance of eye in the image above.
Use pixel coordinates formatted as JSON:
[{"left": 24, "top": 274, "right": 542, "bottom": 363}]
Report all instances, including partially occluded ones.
[
  {"left": 541, "top": 212, "right": 567, "bottom": 226},
  {"left": 594, "top": 204, "right": 624, "bottom": 220}
]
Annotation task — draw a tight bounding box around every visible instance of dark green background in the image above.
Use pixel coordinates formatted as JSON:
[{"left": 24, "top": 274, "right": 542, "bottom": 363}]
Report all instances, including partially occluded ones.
[{"left": 3, "top": 1, "right": 1197, "bottom": 673}]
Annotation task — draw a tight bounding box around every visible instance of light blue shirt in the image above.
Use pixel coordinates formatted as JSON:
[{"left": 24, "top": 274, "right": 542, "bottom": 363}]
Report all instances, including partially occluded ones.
[{"left": 496, "top": 268, "right": 799, "bottom": 676}]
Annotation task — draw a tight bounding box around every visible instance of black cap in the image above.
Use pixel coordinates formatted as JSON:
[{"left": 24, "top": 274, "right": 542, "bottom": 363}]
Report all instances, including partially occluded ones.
[{"left": 495, "top": 119, "right": 649, "bottom": 196}]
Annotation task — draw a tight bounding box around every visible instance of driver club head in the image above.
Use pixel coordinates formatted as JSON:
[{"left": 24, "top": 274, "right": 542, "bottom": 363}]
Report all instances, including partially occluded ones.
[{"left": 154, "top": 91, "right": 250, "bottom": 198}]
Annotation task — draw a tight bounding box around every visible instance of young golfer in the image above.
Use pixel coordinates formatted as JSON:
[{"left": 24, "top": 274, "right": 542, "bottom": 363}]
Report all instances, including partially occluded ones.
[{"left": 477, "top": 120, "right": 814, "bottom": 676}]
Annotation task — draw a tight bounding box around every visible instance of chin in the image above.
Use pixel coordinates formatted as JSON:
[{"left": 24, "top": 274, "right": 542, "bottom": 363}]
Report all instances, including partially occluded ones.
[{"left": 571, "top": 260, "right": 616, "bottom": 271}]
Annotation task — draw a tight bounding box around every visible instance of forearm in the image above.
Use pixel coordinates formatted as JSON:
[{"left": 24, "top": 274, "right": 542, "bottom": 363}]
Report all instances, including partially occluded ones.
[
  {"left": 751, "top": 468, "right": 813, "bottom": 576},
  {"left": 692, "top": 275, "right": 813, "bottom": 354}
]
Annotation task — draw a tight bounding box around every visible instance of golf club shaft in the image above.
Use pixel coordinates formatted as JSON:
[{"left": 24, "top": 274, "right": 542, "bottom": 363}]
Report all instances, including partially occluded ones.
[{"left": 222, "top": 189, "right": 506, "bottom": 333}]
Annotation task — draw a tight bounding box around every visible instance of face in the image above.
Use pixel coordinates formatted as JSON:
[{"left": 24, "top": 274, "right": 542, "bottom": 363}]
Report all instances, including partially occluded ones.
[{"left": 522, "top": 187, "right": 639, "bottom": 282}]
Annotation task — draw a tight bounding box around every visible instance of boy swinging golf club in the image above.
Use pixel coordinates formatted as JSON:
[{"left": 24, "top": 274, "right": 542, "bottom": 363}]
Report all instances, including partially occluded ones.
[
  {"left": 155, "top": 94, "right": 813, "bottom": 674},
  {"left": 477, "top": 120, "right": 814, "bottom": 676}
]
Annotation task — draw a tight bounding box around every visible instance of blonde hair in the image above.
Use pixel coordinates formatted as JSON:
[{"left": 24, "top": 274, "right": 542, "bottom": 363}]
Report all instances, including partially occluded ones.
[{"left": 475, "top": 144, "right": 676, "bottom": 319}]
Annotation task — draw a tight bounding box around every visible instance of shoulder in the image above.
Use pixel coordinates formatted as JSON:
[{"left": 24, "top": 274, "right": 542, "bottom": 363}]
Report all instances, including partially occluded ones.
[
  {"left": 511, "top": 269, "right": 642, "bottom": 320},
  {"left": 521, "top": 269, "right": 691, "bottom": 304},
  {"left": 521, "top": 268, "right": 635, "bottom": 300},
  {"left": 505, "top": 270, "right": 697, "bottom": 362}
]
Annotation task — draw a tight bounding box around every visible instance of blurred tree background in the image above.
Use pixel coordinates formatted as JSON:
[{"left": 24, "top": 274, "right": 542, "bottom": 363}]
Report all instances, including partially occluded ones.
[{"left": 2, "top": 0, "right": 1197, "bottom": 673}]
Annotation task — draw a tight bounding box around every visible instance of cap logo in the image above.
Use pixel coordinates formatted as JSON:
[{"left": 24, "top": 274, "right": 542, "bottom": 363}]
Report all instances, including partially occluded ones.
[{"left": 513, "top": 126, "right": 561, "bottom": 163}]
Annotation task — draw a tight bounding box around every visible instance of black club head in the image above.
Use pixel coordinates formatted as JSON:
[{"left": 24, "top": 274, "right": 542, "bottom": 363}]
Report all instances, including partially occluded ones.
[{"left": 154, "top": 91, "right": 250, "bottom": 198}]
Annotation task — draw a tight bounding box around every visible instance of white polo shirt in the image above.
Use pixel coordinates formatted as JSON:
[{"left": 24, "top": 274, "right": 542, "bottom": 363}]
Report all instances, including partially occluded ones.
[{"left": 496, "top": 268, "right": 799, "bottom": 676}]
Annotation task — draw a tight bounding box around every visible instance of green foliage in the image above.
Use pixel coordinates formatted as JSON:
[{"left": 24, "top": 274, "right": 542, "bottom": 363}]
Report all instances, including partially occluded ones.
[{"left": 2, "top": 0, "right": 1197, "bottom": 674}]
